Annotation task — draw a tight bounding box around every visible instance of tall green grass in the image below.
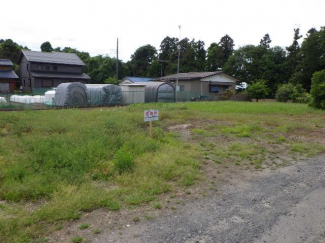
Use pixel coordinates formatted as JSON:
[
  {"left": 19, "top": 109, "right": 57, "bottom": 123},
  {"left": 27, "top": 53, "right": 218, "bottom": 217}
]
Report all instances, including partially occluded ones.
[
  {"left": 0, "top": 101, "right": 324, "bottom": 242},
  {"left": 0, "top": 107, "right": 199, "bottom": 242}
]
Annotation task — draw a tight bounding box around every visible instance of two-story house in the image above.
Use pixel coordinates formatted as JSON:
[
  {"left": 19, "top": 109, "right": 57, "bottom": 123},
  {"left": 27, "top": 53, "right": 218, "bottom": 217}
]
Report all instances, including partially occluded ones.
[
  {"left": 17, "top": 50, "right": 90, "bottom": 92},
  {"left": 0, "top": 59, "right": 19, "bottom": 92}
]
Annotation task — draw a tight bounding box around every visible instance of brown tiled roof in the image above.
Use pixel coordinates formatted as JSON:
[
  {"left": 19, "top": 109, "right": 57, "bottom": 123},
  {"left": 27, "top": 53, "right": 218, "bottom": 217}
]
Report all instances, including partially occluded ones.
[{"left": 154, "top": 71, "right": 224, "bottom": 81}]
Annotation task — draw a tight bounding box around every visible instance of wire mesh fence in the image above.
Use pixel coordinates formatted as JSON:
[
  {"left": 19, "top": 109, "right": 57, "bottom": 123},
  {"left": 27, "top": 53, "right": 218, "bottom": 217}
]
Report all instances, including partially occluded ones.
[{"left": 0, "top": 90, "right": 246, "bottom": 111}]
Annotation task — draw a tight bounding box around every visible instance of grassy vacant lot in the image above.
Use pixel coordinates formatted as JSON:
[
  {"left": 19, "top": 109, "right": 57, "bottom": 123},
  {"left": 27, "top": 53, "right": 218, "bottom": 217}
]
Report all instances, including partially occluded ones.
[{"left": 0, "top": 101, "right": 325, "bottom": 242}]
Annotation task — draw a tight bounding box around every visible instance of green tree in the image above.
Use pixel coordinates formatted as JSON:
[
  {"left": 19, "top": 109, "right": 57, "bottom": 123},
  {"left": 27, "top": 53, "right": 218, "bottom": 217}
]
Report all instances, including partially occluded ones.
[
  {"left": 286, "top": 28, "right": 302, "bottom": 75},
  {"left": 158, "top": 36, "right": 178, "bottom": 75},
  {"left": 219, "top": 34, "right": 235, "bottom": 66},
  {"left": 194, "top": 40, "right": 206, "bottom": 71},
  {"left": 88, "top": 56, "right": 128, "bottom": 84},
  {"left": 164, "top": 38, "right": 206, "bottom": 74},
  {"left": 310, "top": 70, "right": 325, "bottom": 109},
  {"left": 224, "top": 45, "right": 288, "bottom": 95},
  {"left": 40, "top": 41, "right": 53, "bottom": 52},
  {"left": 206, "top": 42, "right": 223, "bottom": 71},
  {"left": 290, "top": 27, "right": 325, "bottom": 91},
  {"left": 0, "top": 39, "right": 29, "bottom": 64},
  {"left": 247, "top": 80, "right": 268, "bottom": 102},
  {"left": 130, "top": 44, "right": 157, "bottom": 76},
  {"left": 275, "top": 83, "right": 307, "bottom": 102},
  {"left": 259, "top": 34, "right": 272, "bottom": 48},
  {"left": 147, "top": 60, "right": 161, "bottom": 77},
  {"left": 104, "top": 76, "right": 118, "bottom": 84}
]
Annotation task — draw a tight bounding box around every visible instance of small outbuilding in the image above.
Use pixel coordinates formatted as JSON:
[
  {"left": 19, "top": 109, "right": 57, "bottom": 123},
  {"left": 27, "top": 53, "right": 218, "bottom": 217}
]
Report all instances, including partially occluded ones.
[{"left": 120, "top": 84, "right": 146, "bottom": 104}]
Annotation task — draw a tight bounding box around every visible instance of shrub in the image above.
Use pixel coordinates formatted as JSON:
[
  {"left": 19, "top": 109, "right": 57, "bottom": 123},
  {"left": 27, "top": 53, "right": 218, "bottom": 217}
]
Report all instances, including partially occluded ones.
[
  {"left": 275, "top": 83, "right": 308, "bottom": 103},
  {"left": 113, "top": 147, "right": 135, "bottom": 174},
  {"left": 233, "top": 90, "right": 250, "bottom": 101},
  {"left": 310, "top": 70, "right": 325, "bottom": 109},
  {"left": 295, "top": 92, "right": 311, "bottom": 104},
  {"left": 221, "top": 89, "right": 234, "bottom": 100},
  {"left": 247, "top": 80, "right": 268, "bottom": 102}
]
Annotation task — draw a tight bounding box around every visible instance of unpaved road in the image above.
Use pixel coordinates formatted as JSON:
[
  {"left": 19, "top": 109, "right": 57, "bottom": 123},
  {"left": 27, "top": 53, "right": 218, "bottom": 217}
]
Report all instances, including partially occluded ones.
[{"left": 94, "top": 155, "right": 325, "bottom": 243}]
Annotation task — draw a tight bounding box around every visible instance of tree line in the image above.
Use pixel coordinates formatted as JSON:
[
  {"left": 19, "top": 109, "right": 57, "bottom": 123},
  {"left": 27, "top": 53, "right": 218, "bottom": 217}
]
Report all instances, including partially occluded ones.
[{"left": 1, "top": 27, "right": 324, "bottom": 94}]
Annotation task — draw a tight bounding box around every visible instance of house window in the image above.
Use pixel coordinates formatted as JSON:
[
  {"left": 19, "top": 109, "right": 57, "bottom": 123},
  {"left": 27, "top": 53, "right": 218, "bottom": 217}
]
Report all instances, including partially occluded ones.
[
  {"left": 209, "top": 85, "right": 219, "bottom": 93},
  {"left": 223, "top": 86, "right": 229, "bottom": 91},
  {"left": 37, "top": 65, "right": 42, "bottom": 70},
  {"left": 45, "top": 65, "right": 50, "bottom": 71},
  {"left": 179, "top": 85, "right": 185, "bottom": 91},
  {"left": 42, "top": 79, "right": 53, "bottom": 87},
  {"left": 53, "top": 66, "right": 58, "bottom": 71}
]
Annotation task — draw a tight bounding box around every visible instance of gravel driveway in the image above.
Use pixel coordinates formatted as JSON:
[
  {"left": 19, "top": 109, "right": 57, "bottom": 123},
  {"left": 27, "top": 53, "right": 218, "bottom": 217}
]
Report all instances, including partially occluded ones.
[{"left": 94, "top": 155, "right": 325, "bottom": 243}]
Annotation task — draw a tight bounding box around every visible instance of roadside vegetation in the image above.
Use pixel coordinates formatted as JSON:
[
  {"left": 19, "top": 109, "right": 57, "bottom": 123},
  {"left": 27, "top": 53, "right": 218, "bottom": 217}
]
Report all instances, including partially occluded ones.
[{"left": 1, "top": 101, "right": 325, "bottom": 242}]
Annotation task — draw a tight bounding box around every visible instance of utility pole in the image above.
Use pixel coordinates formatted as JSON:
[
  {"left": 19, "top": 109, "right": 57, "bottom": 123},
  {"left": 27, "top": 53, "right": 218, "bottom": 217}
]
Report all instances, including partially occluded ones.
[
  {"left": 176, "top": 25, "right": 181, "bottom": 102},
  {"left": 116, "top": 38, "right": 119, "bottom": 85}
]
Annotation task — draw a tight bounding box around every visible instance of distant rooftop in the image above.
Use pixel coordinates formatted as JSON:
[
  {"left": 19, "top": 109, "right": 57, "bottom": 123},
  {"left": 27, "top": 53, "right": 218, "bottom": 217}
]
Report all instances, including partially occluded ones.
[
  {"left": 124, "top": 77, "right": 154, "bottom": 83},
  {"left": 18, "top": 50, "right": 85, "bottom": 66},
  {"left": 0, "top": 59, "right": 14, "bottom": 66},
  {"left": 154, "top": 71, "right": 224, "bottom": 81}
]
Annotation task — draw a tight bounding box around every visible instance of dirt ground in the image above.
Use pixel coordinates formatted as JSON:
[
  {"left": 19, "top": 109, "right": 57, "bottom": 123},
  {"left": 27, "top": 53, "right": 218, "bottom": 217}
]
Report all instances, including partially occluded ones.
[{"left": 46, "top": 122, "right": 325, "bottom": 243}]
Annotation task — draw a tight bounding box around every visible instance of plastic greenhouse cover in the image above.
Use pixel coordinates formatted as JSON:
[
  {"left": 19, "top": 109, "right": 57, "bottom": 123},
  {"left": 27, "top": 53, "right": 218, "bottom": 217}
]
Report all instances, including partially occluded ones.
[
  {"left": 54, "top": 82, "right": 89, "bottom": 107},
  {"left": 86, "top": 84, "right": 122, "bottom": 106},
  {"left": 9, "top": 95, "right": 45, "bottom": 104}
]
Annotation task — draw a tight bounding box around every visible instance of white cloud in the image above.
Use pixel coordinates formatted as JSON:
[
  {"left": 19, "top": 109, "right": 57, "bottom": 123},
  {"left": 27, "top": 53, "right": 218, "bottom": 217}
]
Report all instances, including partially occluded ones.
[{"left": 2, "top": 0, "right": 324, "bottom": 61}]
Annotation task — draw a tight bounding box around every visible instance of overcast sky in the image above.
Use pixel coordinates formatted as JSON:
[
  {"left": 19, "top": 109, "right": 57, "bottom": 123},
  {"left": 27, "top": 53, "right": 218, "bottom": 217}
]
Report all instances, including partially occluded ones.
[{"left": 2, "top": 0, "right": 324, "bottom": 61}]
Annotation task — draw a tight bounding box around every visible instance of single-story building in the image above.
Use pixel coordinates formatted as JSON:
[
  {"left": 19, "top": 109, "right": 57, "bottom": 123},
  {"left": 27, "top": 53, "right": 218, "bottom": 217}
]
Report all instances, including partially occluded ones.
[
  {"left": 154, "top": 71, "right": 239, "bottom": 100},
  {"left": 0, "top": 59, "right": 19, "bottom": 92},
  {"left": 17, "top": 50, "right": 90, "bottom": 92}
]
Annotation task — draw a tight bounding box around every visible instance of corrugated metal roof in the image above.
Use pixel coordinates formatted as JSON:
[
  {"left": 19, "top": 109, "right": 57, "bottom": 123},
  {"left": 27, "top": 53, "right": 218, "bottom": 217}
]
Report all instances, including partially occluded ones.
[
  {"left": 19, "top": 50, "right": 85, "bottom": 66},
  {"left": 154, "top": 71, "right": 224, "bottom": 81},
  {"left": 124, "top": 77, "right": 154, "bottom": 83},
  {"left": 30, "top": 71, "right": 90, "bottom": 79},
  {"left": 0, "top": 70, "right": 19, "bottom": 79},
  {"left": 0, "top": 59, "right": 14, "bottom": 66}
]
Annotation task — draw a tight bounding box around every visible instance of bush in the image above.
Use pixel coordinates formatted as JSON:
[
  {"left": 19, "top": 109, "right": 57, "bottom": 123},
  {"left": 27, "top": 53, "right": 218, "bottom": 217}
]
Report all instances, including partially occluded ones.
[
  {"left": 113, "top": 147, "right": 135, "bottom": 174},
  {"left": 247, "top": 80, "right": 268, "bottom": 102},
  {"left": 310, "top": 70, "right": 325, "bottom": 109},
  {"left": 275, "top": 83, "right": 308, "bottom": 103},
  {"left": 295, "top": 92, "right": 311, "bottom": 104},
  {"left": 221, "top": 89, "right": 234, "bottom": 100}
]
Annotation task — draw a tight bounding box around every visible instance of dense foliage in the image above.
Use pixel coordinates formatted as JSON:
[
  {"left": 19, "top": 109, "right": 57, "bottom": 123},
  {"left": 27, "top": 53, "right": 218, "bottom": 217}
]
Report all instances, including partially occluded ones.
[
  {"left": 247, "top": 80, "right": 268, "bottom": 102},
  {"left": 40, "top": 41, "right": 53, "bottom": 52},
  {"left": 275, "top": 83, "right": 308, "bottom": 103},
  {"left": 0, "top": 27, "right": 324, "bottom": 91},
  {"left": 310, "top": 70, "right": 325, "bottom": 109}
]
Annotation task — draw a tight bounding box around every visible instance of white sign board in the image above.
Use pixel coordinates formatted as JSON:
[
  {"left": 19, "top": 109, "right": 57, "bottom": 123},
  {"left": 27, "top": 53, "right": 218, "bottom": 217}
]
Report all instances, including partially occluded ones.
[{"left": 144, "top": 110, "right": 159, "bottom": 122}]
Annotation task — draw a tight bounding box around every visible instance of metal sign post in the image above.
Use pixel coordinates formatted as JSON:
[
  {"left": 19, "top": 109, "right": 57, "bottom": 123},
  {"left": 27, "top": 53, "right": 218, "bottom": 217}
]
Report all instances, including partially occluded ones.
[{"left": 144, "top": 110, "right": 159, "bottom": 137}]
